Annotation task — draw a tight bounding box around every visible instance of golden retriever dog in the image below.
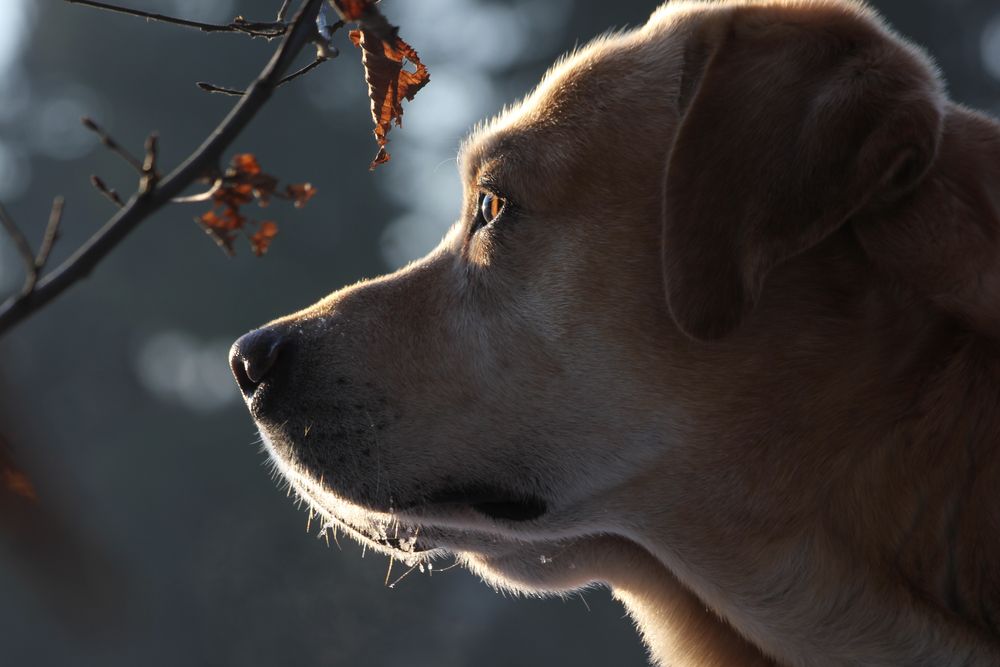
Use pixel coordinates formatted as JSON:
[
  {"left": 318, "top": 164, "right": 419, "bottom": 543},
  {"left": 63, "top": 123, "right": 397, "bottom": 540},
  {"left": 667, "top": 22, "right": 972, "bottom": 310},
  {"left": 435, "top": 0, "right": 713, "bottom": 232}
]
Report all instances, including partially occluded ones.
[{"left": 230, "top": 0, "right": 1000, "bottom": 664}]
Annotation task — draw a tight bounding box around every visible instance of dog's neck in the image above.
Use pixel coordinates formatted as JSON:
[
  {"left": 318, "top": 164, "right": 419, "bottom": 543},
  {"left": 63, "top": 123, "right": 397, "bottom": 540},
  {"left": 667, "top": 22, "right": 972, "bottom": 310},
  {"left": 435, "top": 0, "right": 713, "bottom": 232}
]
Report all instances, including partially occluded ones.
[
  {"left": 603, "top": 314, "right": 1000, "bottom": 666},
  {"left": 542, "top": 534, "right": 771, "bottom": 666},
  {"left": 601, "top": 541, "right": 777, "bottom": 666},
  {"left": 839, "top": 332, "right": 1000, "bottom": 639},
  {"left": 659, "top": 326, "right": 999, "bottom": 665}
]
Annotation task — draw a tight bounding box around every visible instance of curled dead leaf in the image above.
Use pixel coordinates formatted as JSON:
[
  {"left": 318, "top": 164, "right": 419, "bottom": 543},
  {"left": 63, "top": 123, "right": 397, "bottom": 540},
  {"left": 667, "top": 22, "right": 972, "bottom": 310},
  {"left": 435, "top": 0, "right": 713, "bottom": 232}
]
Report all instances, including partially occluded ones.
[{"left": 350, "top": 29, "right": 430, "bottom": 169}]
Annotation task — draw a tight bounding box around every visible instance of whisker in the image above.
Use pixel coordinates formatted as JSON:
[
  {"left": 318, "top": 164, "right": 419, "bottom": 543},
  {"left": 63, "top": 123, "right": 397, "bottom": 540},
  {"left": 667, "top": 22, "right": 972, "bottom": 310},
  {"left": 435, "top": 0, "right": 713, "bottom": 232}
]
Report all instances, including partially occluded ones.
[
  {"left": 384, "top": 556, "right": 396, "bottom": 586},
  {"left": 331, "top": 526, "right": 342, "bottom": 551},
  {"left": 434, "top": 558, "right": 462, "bottom": 573},
  {"left": 387, "top": 562, "right": 421, "bottom": 589}
]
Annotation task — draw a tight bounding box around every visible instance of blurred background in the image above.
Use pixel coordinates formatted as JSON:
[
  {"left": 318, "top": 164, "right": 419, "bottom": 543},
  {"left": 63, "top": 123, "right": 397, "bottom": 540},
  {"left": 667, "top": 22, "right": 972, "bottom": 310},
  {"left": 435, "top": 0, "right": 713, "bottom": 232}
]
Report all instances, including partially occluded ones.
[{"left": 0, "top": 1, "right": 998, "bottom": 665}]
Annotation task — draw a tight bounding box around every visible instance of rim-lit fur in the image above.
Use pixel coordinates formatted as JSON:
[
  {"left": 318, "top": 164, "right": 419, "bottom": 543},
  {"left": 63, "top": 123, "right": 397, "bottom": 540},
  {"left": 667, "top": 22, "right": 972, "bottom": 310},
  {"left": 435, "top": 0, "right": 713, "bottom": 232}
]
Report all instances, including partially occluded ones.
[{"left": 238, "top": 1, "right": 1000, "bottom": 664}]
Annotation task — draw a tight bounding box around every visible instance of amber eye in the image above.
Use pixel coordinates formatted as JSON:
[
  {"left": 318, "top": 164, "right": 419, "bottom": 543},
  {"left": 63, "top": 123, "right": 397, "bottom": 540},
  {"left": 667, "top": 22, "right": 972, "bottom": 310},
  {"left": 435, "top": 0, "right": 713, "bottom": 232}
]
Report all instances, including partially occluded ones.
[{"left": 479, "top": 192, "right": 505, "bottom": 226}]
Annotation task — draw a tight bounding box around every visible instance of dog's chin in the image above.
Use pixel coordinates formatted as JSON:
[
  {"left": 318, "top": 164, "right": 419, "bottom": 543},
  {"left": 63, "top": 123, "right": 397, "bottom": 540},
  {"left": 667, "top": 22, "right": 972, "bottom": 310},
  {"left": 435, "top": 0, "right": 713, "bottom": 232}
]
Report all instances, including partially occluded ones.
[
  {"left": 258, "top": 430, "right": 556, "bottom": 563},
  {"left": 257, "top": 431, "right": 615, "bottom": 595},
  {"left": 285, "top": 482, "right": 611, "bottom": 595},
  {"left": 286, "top": 480, "right": 554, "bottom": 565}
]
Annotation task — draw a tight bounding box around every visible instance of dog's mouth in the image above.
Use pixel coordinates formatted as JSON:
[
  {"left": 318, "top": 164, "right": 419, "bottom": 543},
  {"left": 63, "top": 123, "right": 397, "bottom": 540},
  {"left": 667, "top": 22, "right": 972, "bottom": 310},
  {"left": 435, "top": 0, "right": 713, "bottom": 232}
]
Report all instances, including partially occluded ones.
[
  {"left": 332, "top": 513, "right": 434, "bottom": 555},
  {"left": 420, "top": 485, "right": 548, "bottom": 523},
  {"left": 329, "top": 486, "right": 548, "bottom": 556},
  {"left": 278, "top": 467, "right": 549, "bottom": 561},
  {"left": 259, "top": 432, "right": 549, "bottom": 561},
  {"left": 298, "top": 483, "right": 550, "bottom": 562}
]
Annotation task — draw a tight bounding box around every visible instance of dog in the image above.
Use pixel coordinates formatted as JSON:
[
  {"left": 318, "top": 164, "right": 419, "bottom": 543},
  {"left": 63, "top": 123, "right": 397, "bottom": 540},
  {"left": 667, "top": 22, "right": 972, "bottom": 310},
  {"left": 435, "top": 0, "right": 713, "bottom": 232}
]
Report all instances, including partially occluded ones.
[{"left": 230, "top": 1, "right": 1000, "bottom": 664}]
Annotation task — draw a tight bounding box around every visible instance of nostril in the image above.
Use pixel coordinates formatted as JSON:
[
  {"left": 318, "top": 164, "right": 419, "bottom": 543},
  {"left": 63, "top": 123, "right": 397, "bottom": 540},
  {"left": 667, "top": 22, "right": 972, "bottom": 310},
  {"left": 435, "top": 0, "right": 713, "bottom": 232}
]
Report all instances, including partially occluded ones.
[{"left": 229, "top": 327, "right": 288, "bottom": 397}]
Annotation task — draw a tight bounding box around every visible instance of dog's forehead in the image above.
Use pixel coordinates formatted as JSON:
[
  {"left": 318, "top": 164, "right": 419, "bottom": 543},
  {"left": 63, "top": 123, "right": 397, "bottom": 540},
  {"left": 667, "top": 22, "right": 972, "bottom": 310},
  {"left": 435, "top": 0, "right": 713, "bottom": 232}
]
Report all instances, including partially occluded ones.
[
  {"left": 456, "top": 0, "right": 891, "bottom": 197},
  {"left": 457, "top": 63, "right": 612, "bottom": 183},
  {"left": 459, "top": 20, "right": 683, "bottom": 189}
]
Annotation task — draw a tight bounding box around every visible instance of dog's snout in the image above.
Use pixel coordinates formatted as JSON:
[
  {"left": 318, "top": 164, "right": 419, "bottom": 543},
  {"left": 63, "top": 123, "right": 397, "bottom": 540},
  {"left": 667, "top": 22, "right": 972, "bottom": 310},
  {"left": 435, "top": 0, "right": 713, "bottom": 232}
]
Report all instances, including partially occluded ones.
[{"left": 229, "top": 327, "right": 289, "bottom": 397}]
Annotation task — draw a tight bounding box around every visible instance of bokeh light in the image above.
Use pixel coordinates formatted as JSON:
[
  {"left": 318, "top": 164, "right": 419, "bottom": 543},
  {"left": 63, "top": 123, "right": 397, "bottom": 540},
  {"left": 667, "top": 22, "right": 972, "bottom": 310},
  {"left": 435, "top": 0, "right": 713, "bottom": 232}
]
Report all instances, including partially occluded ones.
[
  {"left": 135, "top": 330, "right": 240, "bottom": 413},
  {"left": 981, "top": 13, "right": 1000, "bottom": 82}
]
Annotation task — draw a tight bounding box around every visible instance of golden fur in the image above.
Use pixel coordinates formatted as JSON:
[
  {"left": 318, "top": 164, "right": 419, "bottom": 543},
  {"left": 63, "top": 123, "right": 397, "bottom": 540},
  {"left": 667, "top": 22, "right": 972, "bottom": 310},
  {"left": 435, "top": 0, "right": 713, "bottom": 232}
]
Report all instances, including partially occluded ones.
[{"left": 231, "top": 1, "right": 1000, "bottom": 664}]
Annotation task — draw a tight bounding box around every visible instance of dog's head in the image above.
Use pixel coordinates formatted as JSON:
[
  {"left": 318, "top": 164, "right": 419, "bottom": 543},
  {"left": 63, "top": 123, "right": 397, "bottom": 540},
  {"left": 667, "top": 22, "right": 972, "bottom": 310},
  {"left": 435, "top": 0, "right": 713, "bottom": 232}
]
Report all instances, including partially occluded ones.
[{"left": 230, "top": 0, "right": 999, "bottom": 594}]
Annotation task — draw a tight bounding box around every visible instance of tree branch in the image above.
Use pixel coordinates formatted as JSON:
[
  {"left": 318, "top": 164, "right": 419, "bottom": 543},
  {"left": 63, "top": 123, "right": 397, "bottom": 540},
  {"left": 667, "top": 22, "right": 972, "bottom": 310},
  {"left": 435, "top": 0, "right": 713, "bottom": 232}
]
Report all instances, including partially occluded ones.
[
  {"left": 0, "top": 204, "right": 38, "bottom": 295},
  {"left": 81, "top": 117, "right": 144, "bottom": 173},
  {"left": 198, "top": 56, "right": 331, "bottom": 97},
  {"left": 0, "top": 198, "right": 65, "bottom": 296},
  {"left": 0, "top": 0, "right": 325, "bottom": 337},
  {"left": 64, "top": 0, "right": 289, "bottom": 39},
  {"left": 90, "top": 175, "right": 124, "bottom": 208},
  {"left": 277, "top": 0, "right": 294, "bottom": 23},
  {"left": 35, "top": 198, "right": 65, "bottom": 278},
  {"left": 195, "top": 82, "right": 245, "bottom": 97}
]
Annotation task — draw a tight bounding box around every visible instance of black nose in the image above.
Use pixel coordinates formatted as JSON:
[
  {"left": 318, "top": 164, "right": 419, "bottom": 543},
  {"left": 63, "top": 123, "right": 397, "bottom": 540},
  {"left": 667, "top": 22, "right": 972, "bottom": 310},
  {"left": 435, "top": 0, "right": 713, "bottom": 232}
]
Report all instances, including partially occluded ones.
[{"left": 229, "top": 327, "right": 289, "bottom": 397}]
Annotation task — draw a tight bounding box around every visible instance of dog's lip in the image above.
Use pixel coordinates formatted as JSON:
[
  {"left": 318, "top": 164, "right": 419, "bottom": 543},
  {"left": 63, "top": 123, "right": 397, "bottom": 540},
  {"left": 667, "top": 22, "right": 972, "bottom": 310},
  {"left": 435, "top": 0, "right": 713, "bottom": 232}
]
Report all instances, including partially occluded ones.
[
  {"left": 244, "top": 381, "right": 272, "bottom": 415},
  {"left": 318, "top": 493, "right": 548, "bottom": 557},
  {"left": 271, "top": 454, "right": 547, "bottom": 554},
  {"left": 330, "top": 515, "right": 435, "bottom": 555},
  {"left": 415, "top": 485, "right": 548, "bottom": 523}
]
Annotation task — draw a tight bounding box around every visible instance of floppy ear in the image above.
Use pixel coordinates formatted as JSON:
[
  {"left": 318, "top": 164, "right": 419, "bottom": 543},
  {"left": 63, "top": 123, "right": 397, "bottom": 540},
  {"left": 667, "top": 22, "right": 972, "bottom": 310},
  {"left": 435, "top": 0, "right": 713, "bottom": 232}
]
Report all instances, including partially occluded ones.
[{"left": 662, "top": 6, "right": 945, "bottom": 340}]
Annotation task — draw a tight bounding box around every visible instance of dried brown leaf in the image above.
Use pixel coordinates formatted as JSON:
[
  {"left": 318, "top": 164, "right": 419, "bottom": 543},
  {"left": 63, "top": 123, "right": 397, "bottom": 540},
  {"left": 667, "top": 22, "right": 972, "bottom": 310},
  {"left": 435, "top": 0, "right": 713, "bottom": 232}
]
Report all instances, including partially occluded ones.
[
  {"left": 349, "top": 28, "right": 430, "bottom": 169},
  {"left": 330, "top": 0, "right": 373, "bottom": 21}
]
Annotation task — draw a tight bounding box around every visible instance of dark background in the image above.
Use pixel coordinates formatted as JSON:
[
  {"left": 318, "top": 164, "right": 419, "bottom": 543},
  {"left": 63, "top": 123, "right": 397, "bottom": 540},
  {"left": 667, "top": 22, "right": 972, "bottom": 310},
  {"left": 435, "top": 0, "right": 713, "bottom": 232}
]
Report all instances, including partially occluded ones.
[{"left": 1, "top": 1, "right": 998, "bottom": 665}]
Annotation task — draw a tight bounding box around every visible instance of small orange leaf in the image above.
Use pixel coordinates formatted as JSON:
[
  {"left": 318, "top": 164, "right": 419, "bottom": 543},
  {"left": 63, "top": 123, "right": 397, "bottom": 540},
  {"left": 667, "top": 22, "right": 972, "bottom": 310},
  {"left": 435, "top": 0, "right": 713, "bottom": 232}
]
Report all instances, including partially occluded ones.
[
  {"left": 286, "top": 183, "right": 317, "bottom": 208},
  {"left": 232, "top": 153, "right": 262, "bottom": 177},
  {"left": 195, "top": 153, "right": 316, "bottom": 256},
  {"left": 250, "top": 221, "right": 279, "bottom": 257},
  {"left": 200, "top": 210, "right": 223, "bottom": 228}
]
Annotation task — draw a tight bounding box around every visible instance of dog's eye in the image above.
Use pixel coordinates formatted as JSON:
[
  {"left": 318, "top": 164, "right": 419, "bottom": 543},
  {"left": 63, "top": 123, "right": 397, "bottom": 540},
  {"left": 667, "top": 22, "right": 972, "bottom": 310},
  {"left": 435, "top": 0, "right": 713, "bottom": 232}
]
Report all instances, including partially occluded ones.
[{"left": 479, "top": 192, "right": 506, "bottom": 226}]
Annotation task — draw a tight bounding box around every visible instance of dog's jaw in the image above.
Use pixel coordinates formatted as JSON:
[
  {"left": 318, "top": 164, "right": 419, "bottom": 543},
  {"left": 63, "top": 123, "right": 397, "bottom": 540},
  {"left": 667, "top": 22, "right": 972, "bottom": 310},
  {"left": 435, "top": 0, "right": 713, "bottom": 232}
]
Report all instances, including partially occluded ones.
[{"left": 259, "top": 429, "right": 666, "bottom": 598}]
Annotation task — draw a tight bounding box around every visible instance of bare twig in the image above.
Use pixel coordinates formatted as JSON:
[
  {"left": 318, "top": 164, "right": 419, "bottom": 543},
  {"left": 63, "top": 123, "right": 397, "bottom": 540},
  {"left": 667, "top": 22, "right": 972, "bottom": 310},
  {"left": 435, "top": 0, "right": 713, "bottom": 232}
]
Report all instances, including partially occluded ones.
[
  {"left": 35, "top": 198, "right": 65, "bottom": 278},
  {"left": 171, "top": 178, "right": 223, "bottom": 204},
  {"left": 0, "top": 205, "right": 38, "bottom": 295},
  {"left": 64, "top": 0, "right": 288, "bottom": 39},
  {"left": 198, "top": 57, "right": 330, "bottom": 97},
  {"left": 281, "top": 56, "right": 332, "bottom": 85},
  {"left": 90, "top": 176, "right": 124, "bottom": 208},
  {"left": 277, "top": 0, "right": 294, "bottom": 22},
  {"left": 140, "top": 133, "right": 159, "bottom": 194},
  {"left": 196, "top": 82, "right": 245, "bottom": 97},
  {"left": 0, "top": 198, "right": 63, "bottom": 295},
  {"left": 0, "top": 0, "right": 325, "bottom": 337},
  {"left": 81, "top": 117, "right": 143, "bottom": 173}
]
